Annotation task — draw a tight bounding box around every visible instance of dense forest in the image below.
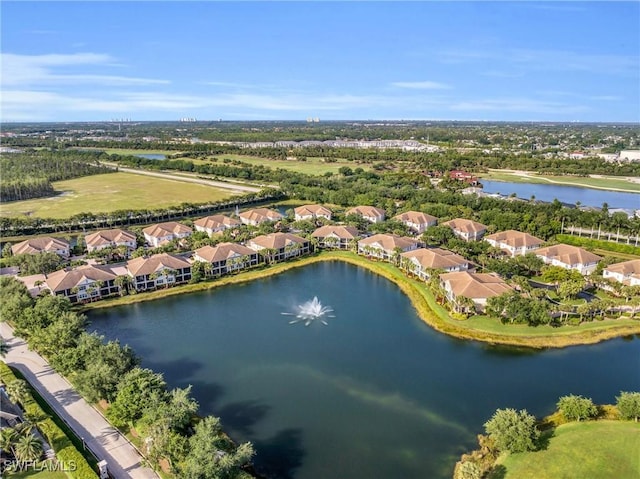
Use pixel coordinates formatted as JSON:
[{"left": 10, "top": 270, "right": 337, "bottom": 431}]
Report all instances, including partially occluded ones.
[{"left": 0, "top": 150, "right": 113, "bottom": 202}]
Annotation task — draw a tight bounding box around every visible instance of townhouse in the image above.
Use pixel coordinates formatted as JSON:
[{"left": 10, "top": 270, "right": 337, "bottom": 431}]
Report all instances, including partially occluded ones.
[
  {"left": 193, "top": 243, "right": 259, "bottom": 276},
  {"left": 311, "top": 225, "right": 359, "bottom": 249},
  {"left": 400, "top": 248, "right": 470, "bottom": 280},
  {"left": 247, "top": 232, "right": 310, "bottom": 263},
  {"left": 484, "top": 230, "right": 544, "bottom": 257},
  {"left": 11, "top": 237, "right": 70, "bottom": 258},
  {"left": 535, "top": 244, "right": 602, "bottom": 275},
  {"left": 442, "top": 218, "right": 487, "bottom": 241},
  {"left": 346, "top": 206, "right": 386, "bottom": 223},
  {"left": 357, "top": 234, "right": 419, "bottom": 261},
  {"left": 193, "top": 214, "right": 240, "bottom": 236},
  {"left": 126, "top": 253, "right": 192, "bottom": 291},
  {"left": 143, "top": 222, "right": 193, "bottom": 248},
  {"left": 393, "top": 211, "right": 438, "bottom": 234}
]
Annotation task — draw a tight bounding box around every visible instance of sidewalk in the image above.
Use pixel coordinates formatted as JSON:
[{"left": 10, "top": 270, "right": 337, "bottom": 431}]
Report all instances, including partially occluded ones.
[{"left": 0, "top": 322, "right": 158, "bottom": 479}]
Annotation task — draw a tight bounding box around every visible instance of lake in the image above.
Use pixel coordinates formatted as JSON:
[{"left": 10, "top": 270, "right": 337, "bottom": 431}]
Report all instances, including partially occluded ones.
[
  {"left": 89, "top": 262, "right": 640, "bottom": 479},
  {"left": 481, "top": 180, "right": 640, "bottom": 210},
  {"left": 135, "top": 153, "right": 166, "bottom": 160}
]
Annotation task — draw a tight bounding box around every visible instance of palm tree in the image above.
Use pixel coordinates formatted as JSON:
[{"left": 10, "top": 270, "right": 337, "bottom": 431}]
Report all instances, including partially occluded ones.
[
  {"left": 114, "top": 275, "right": 133, "bottom": 296},
  {"left": 6, "top": 379, "right": 29, "bottom": 407},
  {"left": 0, "top": 427, "right": 19, "bottom": 458},
  {"left": 14, "top": 433, "right": 43, "bottom": 462},
  {"left": 456, "top": 296, "right": 476, "bottom": 317}
]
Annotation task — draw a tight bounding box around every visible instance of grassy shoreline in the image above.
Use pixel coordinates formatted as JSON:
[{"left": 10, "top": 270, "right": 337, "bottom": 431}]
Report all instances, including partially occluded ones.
[
  {"left": 480, "top": 170, "right": 640, "bottom": 193},
  {"left": 79, "top": 251, "right": 640, "bottom": 349}
]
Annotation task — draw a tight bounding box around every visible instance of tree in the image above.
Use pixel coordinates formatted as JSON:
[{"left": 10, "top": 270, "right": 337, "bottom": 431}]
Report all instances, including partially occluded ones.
[
  {"left": 557, "top": 278, "right": 585, "bottom": 301},
  {"left": 455, "top": 460, "right": 482, "bottom": 479},
  {"left": 14, "top": 433, "right": 43, "bottom": 462},
  {"left": 557, "top": 395, "right": 597, "bottom": 422},
  {"left": 6, "top": 379, "right": 29, "bottom": 407},
  {"left": 484, "top": 408, "right": 539, "bottom": 453},
  {"left": 616, "top": 391, "right": 640, "bottom": 422},
  {"left": 180, "top": 416, "right": 254, "bottom": 479},
  {"left": 107, "top": 367, "right": 167, "bottom": 427}
]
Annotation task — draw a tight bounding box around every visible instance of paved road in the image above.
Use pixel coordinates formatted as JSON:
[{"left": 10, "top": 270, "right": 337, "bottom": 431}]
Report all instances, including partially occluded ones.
[
  {"left": 107, "top": 164, "right": 263, "bottom": 193},
  {"left": 0, "top": 322, "right": 158, "bottom": 479}
]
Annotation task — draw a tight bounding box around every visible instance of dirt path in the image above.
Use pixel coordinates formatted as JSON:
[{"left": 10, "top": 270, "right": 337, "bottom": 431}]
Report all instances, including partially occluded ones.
[{"left": 104, "top": 163, "right": 264, "bottom": 193}]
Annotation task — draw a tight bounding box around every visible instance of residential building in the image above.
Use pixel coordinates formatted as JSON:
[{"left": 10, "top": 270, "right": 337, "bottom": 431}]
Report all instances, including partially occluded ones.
[
  {"left": 346, "top": 206, "right": 386, "bottom": 223},
  {"left": 194, "top": 215, "right": 240, "bottom": 236},
  {"left": 448, "top": 170, "right": 480, "bottom": 185},
  {"left": 238, "top": 208, "right": 284, "bottom": 226},
  {"left": 535, "top": 244, "right": 602, "bottom": 275},
  {"left": 442, "top": 218, "right": 487, "bottom": 241},
  {"left": 603, "top": 259, "right": 640, "bottom": 287},
  {"left": 126, "top": 253, "right": 192, "bottom": 291},
  {"left": 439, "top": 271, "right": 513, "bottom": 312},
  {"left": 11, "top": 237, "right": 70, "bottom": 258},
  {"left": 401, "top": 248, "right": 470, "bottom": 280},
  {"left": 311, "top": 225, "right": 359, "bottom": 249},
  {"left": 294, "top": 204, "right": 333, "bottom": 221},
  {"left": 193, "top": 243, "right": 259, "bottom": 276},
  {"left": 46, "top": 265, "right": 118, "bottom": 303},
  {"left": 85, "top": 229, "right": 137, "bottom": 253},
  {"left": 393, "top": 211, "right": 438, "bottom": 234},
  {"left": 247, "top": 233, "right": 310, "bottom": 263},
  {"left": 357, "top": 234, "right": 419, "bottom": 261},
  {"left": 143, "top": 222, "right": 193, "bottom": 248},
  {"left": 484, "top": 230, "right": 544, "bottom": 257}
]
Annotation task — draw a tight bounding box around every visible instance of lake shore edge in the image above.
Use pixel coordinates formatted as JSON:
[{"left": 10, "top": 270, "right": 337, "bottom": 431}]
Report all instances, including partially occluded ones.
[{"left": 80, "top": 251, "right": 640, "bottom": 349}]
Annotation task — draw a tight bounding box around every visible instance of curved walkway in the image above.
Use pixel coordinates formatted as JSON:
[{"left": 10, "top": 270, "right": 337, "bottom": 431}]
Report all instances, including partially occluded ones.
[{"left": 0, "top": 322, "right": 158, "bottom": 479}]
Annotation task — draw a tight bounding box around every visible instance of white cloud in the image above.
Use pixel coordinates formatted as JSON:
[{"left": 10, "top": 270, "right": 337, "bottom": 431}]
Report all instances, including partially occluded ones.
[
  {"left": 391, "top": 81, "right": 451, "bottom": 90},
  {"left": 0, "top": 52, "right": 169, "bottom": 87}
]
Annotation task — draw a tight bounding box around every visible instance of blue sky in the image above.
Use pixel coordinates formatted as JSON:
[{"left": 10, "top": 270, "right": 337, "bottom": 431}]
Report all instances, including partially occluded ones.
[{"left": 2, "top": 1, "right": 638, "bottom": 122}]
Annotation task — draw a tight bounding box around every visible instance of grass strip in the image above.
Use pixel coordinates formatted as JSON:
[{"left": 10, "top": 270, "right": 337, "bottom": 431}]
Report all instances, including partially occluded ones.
[{"left": 79, "top": 251, "right": 640, "bottom": 349}]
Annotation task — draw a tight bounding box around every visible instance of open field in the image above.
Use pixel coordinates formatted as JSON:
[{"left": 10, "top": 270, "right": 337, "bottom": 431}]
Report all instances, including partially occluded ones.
[
  {"left": 79, "top": 147, "right": 180, "bottom": 156},
  {"left": 493, "top": 421, "right": 640, "bottom": 479},
  {"left": 209, "top": 154, "right": 367, "bottom": 175},
  {"left": 480, "top": 170, "right": 640, "bottom": 193},
  {"left": 80, "top": 251, "right": 640, "bottom": 349},
  {"left": 0, "top": 172, "right": 236, "bottom": 219}
]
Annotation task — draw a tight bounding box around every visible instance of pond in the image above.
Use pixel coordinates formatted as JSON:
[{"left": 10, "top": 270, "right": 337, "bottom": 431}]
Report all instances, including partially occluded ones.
[
  {"left": 481, "top": 180, "right": 640, "bottom": 210},
  {"left": 135, "top": 153, "right": 166, "bottom": 160},
  {"left": 89, "top": 261, "right": 640, "bottom": 479}
]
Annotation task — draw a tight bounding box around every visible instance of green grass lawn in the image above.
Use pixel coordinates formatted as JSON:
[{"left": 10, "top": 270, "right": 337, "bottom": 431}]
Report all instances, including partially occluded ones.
[
  {"left": 4, "top": 468, "right": 71, "bottom": 478},
  {"left": 208, "top": 154, "right": 367, "bottom": 175},
  {"left": 480, "top": 170, "right": 640, "bottom": 193},
  {"left": 0, "top": 172, "right": 236, "bottom": 219},
  {"left": 494, "top": 420, "right": 640, "bottom": 479},
  {"left": 80, "top": 251, "right": 640, "bottom": 348}
]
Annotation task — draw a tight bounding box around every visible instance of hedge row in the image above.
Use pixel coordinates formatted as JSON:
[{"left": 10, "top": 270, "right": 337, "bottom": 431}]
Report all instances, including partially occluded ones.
[
  {"left": 555, "top": 234, "right": 640, "bottom": 256},
  {"left": 0, "top": 362, "right": 98, "bottom": 479}
]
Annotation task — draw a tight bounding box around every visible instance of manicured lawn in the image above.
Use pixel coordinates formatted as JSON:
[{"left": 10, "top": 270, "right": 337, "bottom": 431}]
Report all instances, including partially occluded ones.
[
  {"left": 0, "top": 172, "right": 236, "bottom": 219},
  {"left": 4, "top": 468, "right": 71, "bottom": 478},
  {"left": 494, "top": 421, "right": 640, "bottom": 479},
  {"left": 209, "top": 154, "right": 368, "bottom": 175},
  {"left": 480, "top": 170, "right": 640, "bottom": 193}
]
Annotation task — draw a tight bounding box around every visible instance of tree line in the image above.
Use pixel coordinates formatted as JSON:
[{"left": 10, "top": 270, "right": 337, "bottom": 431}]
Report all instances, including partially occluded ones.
[
  {"left": 0, "top": 276, "right": 254, "bottom": 478},
  {"left": 1, "top": 150, "right": 113, "bottom": 202}
]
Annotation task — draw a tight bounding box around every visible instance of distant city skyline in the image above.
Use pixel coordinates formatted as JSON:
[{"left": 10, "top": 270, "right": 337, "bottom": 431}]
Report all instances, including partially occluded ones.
[{"left": 2, "top": 2, "right": 639, "bottom": 123}]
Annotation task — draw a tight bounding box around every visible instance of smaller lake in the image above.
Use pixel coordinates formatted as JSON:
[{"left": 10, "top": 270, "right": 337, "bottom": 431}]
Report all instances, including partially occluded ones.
[
  {"left": 135, "top": 153, "right": 166, "bottom": 160},
  {"left": 481, "top": 180, "right": 640, "bottom": 210}
]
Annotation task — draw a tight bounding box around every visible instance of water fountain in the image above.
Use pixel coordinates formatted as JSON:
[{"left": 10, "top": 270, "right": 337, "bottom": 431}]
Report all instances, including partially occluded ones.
[{"left": 282, "top": 296, "right": 335, "bottom": 326}]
